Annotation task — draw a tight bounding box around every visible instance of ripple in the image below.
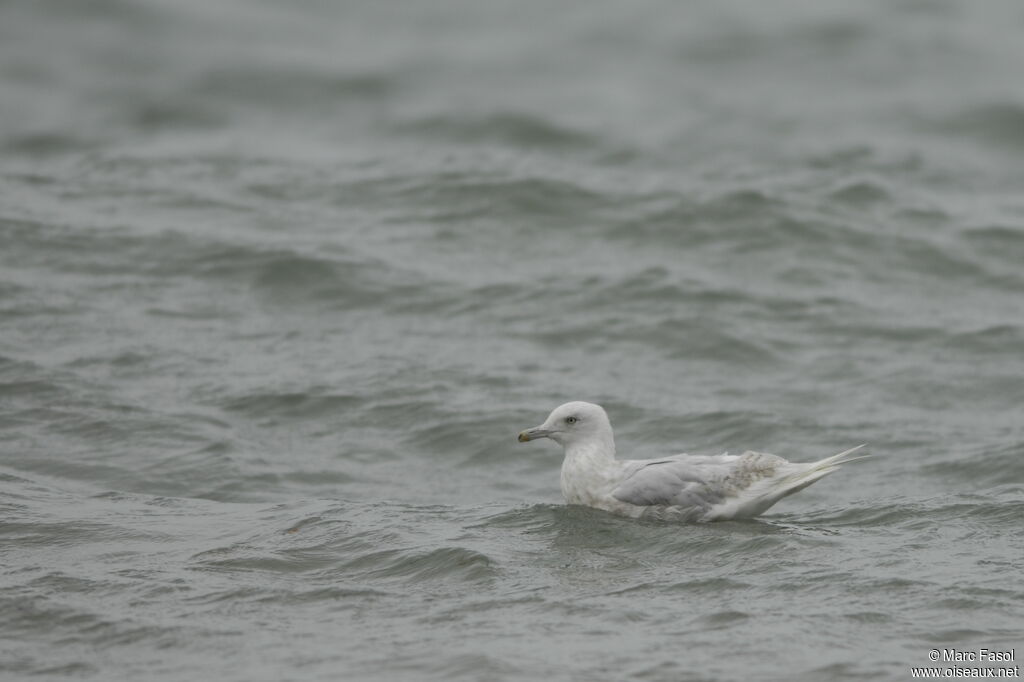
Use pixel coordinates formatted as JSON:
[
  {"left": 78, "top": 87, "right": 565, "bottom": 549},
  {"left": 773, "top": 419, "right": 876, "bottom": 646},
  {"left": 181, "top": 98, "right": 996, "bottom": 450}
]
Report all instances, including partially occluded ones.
[
  {"left": 219, "top": 391, "right": 362, "bottom": 420},
  {"left": 961, "top": 224, "right": 1024, "bottom": 265},
  {"left": 941, "top": 325, "right": 1024, "bottom": 356},
  {"left": 795, "top": 489, "right": 1024, "bottom": 533},
  {"left": 607, "top": 576, "right": 752, "bottom": 596},
  {"left": 192, "top": 66, "right": 396, "bottom": 107},
  {"left": 922, "top": 444, "right": 1024, "bottom": 487},
  {"left": 682, "top": 18, "right": 869, "bottom": 63},
  {"left": 843, "top": 611, "right": 894, "bottom": 624},
  {"left": 606, "top": 190, "right": 838, "bottom": 249},
  {"left": 472, "top": 504, "right": 563, "bottom": 530},
  {"left": 246, "top": 254, "right": 383, "bottom": 306},
  {"left": 392, "top": 111, "right": 601, "bottom": 151},
  {"left": 126, "top": 100, "right": 225, "bottom": 132},
  {"left": 631, "top": 411, "right": 784, "bottom": 454},
  {"left": 931, "top": 102, "right": 1024, "bottom": 149},
  {"left": 828, "top": 179, "right": 892, "bottom": 206},
  {"left": 3, "top": 593, "right": 173, "bottom": 647},
  {"left": 432, "top": 653, "right": 521, "bottom": 680},
  {"left": 319, "top": 167, "right": 616, "bottom": 228},
  {"left": 1, "top": 217, "right": 437, "bottom": 311},
  {"left": 2, "top": 132, "right": 93, "bottom": 157},
  {"left": 341, "top": 546, "right": 497, "bottom": 584},
  {"left": 695, "top": 609, "right": 751, "bottom": 628}
]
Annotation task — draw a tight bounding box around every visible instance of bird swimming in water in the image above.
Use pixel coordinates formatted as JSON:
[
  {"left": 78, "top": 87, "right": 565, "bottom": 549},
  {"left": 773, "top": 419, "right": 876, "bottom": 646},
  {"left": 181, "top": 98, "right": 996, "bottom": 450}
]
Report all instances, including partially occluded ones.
[{"left": 518, "top": 401, "right": 868, "bottom": 522}]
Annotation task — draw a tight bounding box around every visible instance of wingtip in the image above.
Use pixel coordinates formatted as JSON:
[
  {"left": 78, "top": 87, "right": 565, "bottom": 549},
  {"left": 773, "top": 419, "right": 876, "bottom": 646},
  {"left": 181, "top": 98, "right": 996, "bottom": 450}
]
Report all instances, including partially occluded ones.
[
  {"left": 834, "top": 443, "right": 868, "bottom": 457},
  {"left": 820, "top": 443, "right": 872, "bottom": 467}
]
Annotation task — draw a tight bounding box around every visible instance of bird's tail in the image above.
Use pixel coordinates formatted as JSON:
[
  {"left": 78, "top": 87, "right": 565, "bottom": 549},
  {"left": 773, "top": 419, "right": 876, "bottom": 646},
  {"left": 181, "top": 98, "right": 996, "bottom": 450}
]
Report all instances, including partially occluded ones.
[
  {"left": 774, "top": 444, "right": 870, "bottom": 497},
  {"left": 701, "top": 445, "right": 870, "bottom": 521}
]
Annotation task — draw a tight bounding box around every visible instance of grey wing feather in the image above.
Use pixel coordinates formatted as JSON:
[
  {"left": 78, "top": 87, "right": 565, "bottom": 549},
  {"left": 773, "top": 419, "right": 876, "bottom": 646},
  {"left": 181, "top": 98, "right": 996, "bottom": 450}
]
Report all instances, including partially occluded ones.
[{"left": 612, "top": 460, "right": 725, "bottom": 509}]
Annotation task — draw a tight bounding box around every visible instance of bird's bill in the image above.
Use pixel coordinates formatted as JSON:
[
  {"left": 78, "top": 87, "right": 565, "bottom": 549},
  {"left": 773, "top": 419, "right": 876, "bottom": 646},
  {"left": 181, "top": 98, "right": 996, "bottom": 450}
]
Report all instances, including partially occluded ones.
[{"left": 518, "top": 426, "right": 552, "bottom": 442}]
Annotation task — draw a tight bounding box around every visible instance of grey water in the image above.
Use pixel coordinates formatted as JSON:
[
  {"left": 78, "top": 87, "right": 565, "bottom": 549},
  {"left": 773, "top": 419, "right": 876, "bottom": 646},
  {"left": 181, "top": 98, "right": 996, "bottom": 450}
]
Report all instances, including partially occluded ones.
[{"left": 2, "top": 0, "right": 1023, "bottom": 680}]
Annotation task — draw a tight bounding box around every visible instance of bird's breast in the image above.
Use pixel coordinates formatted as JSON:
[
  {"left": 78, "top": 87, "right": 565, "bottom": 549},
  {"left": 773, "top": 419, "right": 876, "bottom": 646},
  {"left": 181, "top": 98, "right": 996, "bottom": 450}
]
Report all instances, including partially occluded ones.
[{"left": 559, "top": 453, "right": 619, "bottom": 506}]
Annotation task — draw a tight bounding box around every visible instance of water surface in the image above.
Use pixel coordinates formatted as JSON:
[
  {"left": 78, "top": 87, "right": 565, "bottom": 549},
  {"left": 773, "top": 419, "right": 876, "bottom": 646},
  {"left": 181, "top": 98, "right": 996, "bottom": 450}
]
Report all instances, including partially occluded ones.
[{"left": 2, "top": 1, "right": 1023, "bottom": 680}]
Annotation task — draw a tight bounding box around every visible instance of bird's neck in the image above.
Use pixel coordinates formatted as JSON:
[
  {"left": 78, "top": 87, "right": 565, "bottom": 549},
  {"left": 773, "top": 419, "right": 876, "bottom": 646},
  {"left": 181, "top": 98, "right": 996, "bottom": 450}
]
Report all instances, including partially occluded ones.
[
  {"left": 560, "top": 434, "right": 617, "bottom": 504},
  {"left": 564, "top": 432, "right": 616, "bottom": 463}
]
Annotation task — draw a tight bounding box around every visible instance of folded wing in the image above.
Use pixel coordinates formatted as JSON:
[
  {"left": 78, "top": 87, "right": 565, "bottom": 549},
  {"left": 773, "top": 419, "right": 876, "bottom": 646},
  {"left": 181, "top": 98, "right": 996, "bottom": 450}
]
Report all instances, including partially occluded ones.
[
  {"left": 612, "top": 451, "right": 793, "bottom": 516},
  {"left": 612, "top": 457, "right": 729, "bottom": 511}
]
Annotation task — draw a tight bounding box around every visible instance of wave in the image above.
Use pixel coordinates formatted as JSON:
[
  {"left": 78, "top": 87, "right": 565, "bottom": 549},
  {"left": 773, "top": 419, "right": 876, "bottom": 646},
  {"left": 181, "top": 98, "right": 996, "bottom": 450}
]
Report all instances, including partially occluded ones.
[
  {"left": 782, "top": 488, "right": 1024, "bottom": 529},
  {"left": 338, "top": 545, "right": 496, "bottom": 583},
  {"left": 330, "top": 170, "right": 612, "bottom": 225},
  {"left": 927, "top": 102, "right": 1024, "bottom": 150},
  {"left": 391, "top": 111, "right": 602, "bottom": 151},
  {"left": 193, "top": 65, "right": 396, "bottom": 107},
  {"left": 219, "top": 391, "right": 362, "bottom": 420}
]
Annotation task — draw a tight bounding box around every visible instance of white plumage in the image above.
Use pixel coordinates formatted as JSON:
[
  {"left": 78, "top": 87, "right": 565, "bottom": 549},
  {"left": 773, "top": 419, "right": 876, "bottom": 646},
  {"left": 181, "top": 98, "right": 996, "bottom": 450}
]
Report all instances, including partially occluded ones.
[{"left": 518, "top": 401, "right": 867, "bottom": 522}]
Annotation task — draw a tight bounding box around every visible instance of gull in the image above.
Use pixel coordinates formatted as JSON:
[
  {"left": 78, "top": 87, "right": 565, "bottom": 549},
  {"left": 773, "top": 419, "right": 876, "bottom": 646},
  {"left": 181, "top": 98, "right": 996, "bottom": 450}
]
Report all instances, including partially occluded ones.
[{"left": 517, "top": 401, "right": 867, "bottom": 522}]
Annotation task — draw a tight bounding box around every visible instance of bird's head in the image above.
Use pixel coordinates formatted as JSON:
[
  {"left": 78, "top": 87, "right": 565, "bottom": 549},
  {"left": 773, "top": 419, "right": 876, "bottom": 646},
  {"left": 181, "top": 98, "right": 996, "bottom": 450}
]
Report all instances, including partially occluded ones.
[{"left": 517, "top": 401, "right": 613, "bottom": 450}]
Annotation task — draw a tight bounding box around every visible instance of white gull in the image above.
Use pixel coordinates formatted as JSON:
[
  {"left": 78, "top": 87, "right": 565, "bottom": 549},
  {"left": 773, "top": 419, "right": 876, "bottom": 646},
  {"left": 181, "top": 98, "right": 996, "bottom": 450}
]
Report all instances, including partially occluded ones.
[{"left": 518, "top": 401, "right": 867, "bottom": 522}]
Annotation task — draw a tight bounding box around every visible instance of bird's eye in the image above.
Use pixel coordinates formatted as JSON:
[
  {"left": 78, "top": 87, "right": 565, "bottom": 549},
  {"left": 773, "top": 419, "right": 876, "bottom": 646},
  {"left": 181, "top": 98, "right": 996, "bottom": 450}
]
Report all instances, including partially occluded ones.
[{"left": 565, "top": 416, "right": 578, "bottom": 424}]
